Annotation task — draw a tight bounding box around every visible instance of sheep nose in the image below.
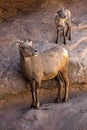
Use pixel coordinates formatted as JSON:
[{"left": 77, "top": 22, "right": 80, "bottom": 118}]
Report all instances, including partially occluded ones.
[{"left": 34, "top": 50, "right": 39, "bottom": 56}]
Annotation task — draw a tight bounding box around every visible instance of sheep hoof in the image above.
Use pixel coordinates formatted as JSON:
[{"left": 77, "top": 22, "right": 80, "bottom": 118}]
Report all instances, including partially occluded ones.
[
  {"left": 35, "top": 106, "right": 40, "bottom": 110},
  {"left": 69, "top": 37, "right": 71, "bottom": 41},
  {"left": 64, "top": 42, "right": 66, "bottom": 45},
  {"left": 63, "top": 97, "right": 68, "bottom": 102},
  {"left": 31, "top": 104, "right": 40, "bottom": 109},
  {"left": 54, "top": 98, "right": 62, "bottom": 103},
  {"left": 31, "top": 105, "right": 35, "bottom": 109},
  {"left": 32, "top": 105, "right": 40, "bottom": 109},
  {"left": 55, "top": 40, "right": 58, "bottom": 44},
  {"left": 31, "top": 103, "right": 36, "bottom": 108}
]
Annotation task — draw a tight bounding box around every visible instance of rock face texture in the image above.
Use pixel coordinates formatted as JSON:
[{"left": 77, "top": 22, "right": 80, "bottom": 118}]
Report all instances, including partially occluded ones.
[
  {"left": 0, "top": 0, "right": 87, "bottom": 130},
  {"left": 0, "top": 1, "right": 87, "bottom": 98},
  {"left": 0, "top": 0, "right": 87, "bottom": 98},
  {"left": 68, "top": 25, "right": 87, "bottom": 84},
  {"left": 0, "top": 0, "right": 44, "bottom": 23}
]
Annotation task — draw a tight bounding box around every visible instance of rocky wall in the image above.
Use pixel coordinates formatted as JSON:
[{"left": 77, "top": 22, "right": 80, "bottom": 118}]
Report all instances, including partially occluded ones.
[
  {"left": 0, "top": 0, "right": 87, "bottom": 100},
  {"left": 0, "top": 0, "right": 82, "bottom": 23}
]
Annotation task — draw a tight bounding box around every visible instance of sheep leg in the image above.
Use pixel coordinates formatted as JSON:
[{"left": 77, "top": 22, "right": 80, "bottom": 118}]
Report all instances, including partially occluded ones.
[
  {"left": 65, "top": 23, "right": 69, "bottom": 37},
  {"left": 68, "top": 25, "right": 71, "bottom": 41},
  {"left": 55, "top": 26, "right": 59, "bottom": 44},
  {"left": 66, "top": 24, "right": 71, "bottom": 41},
  {"left": 55, "top": 74, "right": 63, "bottom": 103},
  {"left": 31, "top": 80, "right": 36, "bottom": 108},
  {"left": 62, "top": 28, "right": 66, "bottom": 45},
  {"left": 62, "top": 72, "right": 69, "bottom": 102},
  {"left": 35, "top": 81, "right": 41, "bottom": 109}
]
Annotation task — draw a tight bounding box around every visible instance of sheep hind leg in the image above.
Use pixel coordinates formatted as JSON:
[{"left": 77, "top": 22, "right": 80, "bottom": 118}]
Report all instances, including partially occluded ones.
[
  {"left": 61, "top": 71, "right": 69, "bottom": 102},
  {"left": 55, "top": 73, "right": 63, "bottom": 103},
  {"left": 65, "top": 23, "right": 69, "bottom": 37},
  {"left": 65, "top": 24, "right": 71, "bottom": 41}
]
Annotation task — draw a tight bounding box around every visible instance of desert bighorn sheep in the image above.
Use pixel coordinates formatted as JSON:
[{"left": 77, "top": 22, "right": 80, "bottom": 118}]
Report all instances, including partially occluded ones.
[
  {"left": 17, "top": 39, "right": 69, "bottom": 108},
  {"left": 55, "top": 7, "right": 71, "bottom": 45}
]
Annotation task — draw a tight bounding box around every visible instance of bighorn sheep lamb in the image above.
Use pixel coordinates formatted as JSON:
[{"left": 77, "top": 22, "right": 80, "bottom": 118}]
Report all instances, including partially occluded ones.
[
  {"left": 17, "top": 39, "right": 69, "bottom": 108},
  {"left": 55, "top": 7, "right": 71, "bottom": 45}
]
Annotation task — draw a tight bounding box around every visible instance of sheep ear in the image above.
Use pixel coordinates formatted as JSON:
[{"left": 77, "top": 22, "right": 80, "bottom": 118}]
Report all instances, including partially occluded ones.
[
  {"left": 16, "top": 39, "right": 23, "bottom": 46},
  {"left": 16, "top": 42, "right": 22, "bottom": 48},
  {"left": 16, "top": 41, "right": 21, "bottom": 47},
  {"left": 62, "top": 7, "right": 64, "bottom": 11},
  {"left": 27, "top": 40, "right": 33, "bottom": 47},
  {"left": 16, "top": 43, "right": 19, "bottom": 47}
]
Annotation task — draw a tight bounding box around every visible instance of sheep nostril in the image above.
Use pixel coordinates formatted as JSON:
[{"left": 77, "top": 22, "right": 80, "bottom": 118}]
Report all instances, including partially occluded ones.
[{"left": 34, "top": 50, "right": 37, "bottom": 52}]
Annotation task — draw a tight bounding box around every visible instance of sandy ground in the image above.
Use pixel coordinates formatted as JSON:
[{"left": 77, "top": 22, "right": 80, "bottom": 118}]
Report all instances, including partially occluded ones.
[{"left": 0, "top": 91, "right": 87, "bottom": 130}]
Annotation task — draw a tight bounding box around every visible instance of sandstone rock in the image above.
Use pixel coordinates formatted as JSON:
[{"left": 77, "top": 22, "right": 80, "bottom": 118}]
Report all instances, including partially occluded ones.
[
  {"left": 0, "top": 0, "right": 87, "bottom": 98},
  {"left": 0, "top": 1, "right": 87, "bottom": 130}
]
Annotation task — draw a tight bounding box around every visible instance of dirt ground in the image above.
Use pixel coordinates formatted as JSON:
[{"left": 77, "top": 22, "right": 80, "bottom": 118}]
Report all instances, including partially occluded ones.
[
  {"left": 0, "top": 0, "right": 87, "bottom": 130},
  {"left": 0, "top": 91, "right": 87, "bottom": 130}
]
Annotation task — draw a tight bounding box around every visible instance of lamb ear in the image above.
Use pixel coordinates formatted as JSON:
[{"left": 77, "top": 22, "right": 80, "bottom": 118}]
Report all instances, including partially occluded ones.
[
  {"left": 16, "top": 42, "right": 22, "bottom": 48},
  {"left": 16, "top": 42, "right": 19, "bottom": 47},
  {"left": 16, "top": 40, "right": 23, "bottom": 47},
  {"left": 62, "top": 7, "right": 65, "bottom": 11}
]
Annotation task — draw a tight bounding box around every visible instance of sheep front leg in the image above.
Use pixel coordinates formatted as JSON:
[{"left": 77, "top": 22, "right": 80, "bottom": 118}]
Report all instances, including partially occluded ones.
[
  {"left": 68, "top": 25, "right": 71, "bottom": 41},
  {"left": 35, "top": 81, "right": 41, "bottom": 109},
  {"left": 56, "top": 26, "right": 59, "bottom": 44},
  {"left": 65, "top": 23, "right": 71, "bottom": 41},
  {"left": 62, "top": 28, "right": 66, "bottom": 45},
  {"left": 31, "top": 80, "right": 36, "bottom": 108},
  {"left": 65, "top": 23, "right": 69, "bottom": 37}
]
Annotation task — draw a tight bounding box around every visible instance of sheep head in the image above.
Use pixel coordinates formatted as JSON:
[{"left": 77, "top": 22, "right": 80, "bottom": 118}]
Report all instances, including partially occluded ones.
[
  {"left": 55, "top": 7, "right": 66, "bottom": 19},
  {"left": 16, "top": 39, "right": 38, "bottom": 58}
]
